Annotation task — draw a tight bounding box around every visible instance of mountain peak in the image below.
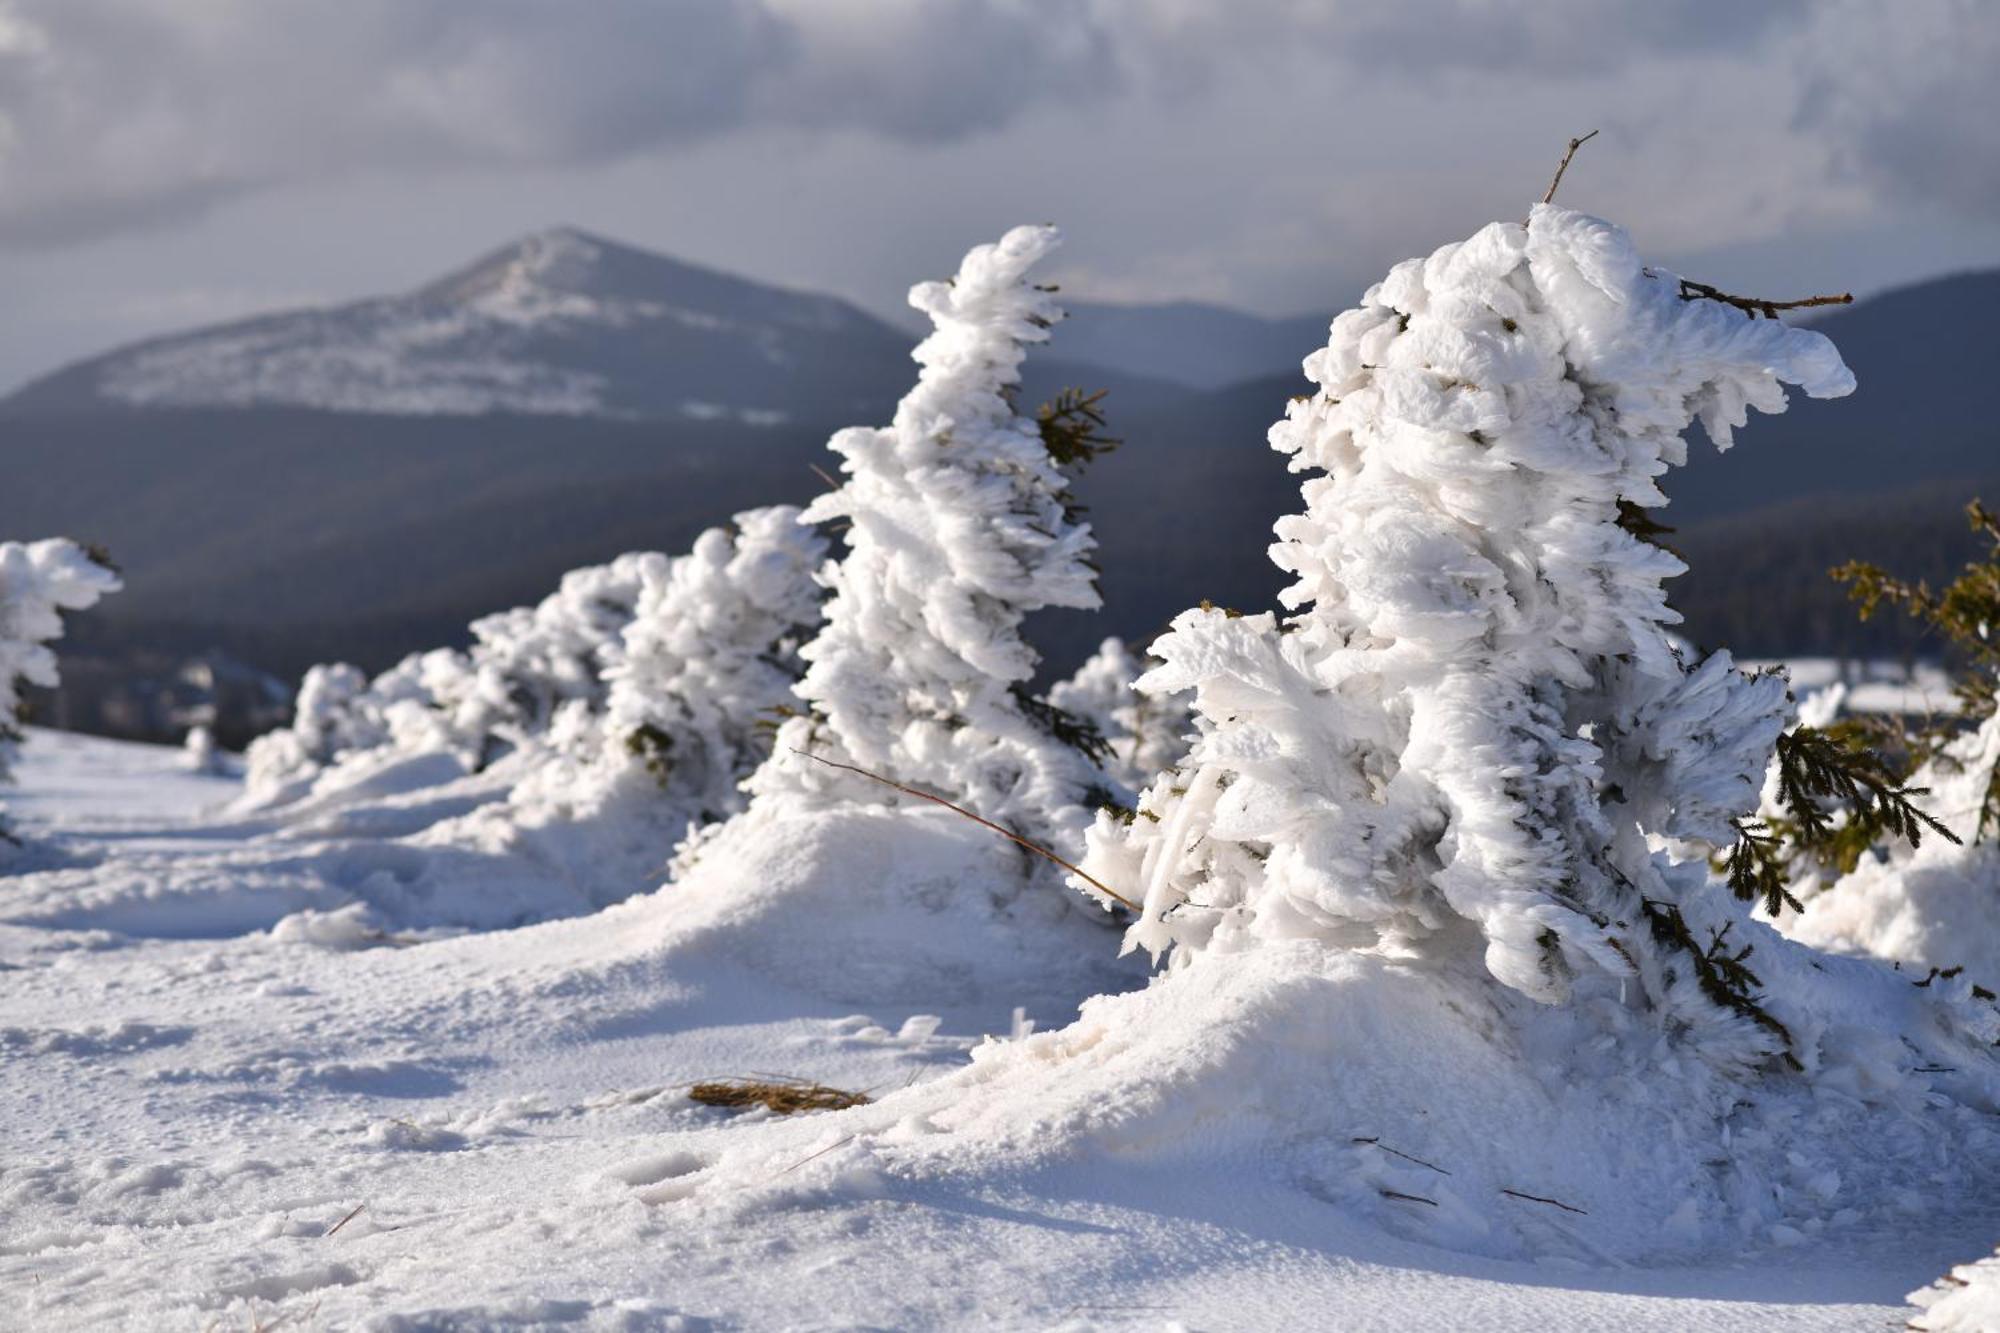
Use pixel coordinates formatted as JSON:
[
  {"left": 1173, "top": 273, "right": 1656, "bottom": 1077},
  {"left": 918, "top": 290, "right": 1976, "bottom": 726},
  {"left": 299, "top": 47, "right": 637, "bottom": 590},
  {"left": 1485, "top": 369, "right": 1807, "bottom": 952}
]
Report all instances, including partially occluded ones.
[{"left": 3, "top": 224, "right": 912, "bottom": 421}]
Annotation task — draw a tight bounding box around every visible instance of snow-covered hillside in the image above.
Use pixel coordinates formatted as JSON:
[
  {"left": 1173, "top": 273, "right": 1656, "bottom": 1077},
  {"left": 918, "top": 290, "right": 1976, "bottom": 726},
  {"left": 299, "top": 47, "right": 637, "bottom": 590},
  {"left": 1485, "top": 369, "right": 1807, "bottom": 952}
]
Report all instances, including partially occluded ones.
[{"left": 5, "top": 228, "right": 915, "bottom": 422}]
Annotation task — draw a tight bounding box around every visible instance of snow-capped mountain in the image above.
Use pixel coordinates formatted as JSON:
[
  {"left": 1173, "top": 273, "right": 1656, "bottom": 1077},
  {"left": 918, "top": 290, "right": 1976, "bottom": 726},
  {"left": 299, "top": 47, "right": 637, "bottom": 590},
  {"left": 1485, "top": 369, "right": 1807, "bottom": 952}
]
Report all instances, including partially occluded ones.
[{"left": 5, "top": 227, "right": 916, "bottom": 423}]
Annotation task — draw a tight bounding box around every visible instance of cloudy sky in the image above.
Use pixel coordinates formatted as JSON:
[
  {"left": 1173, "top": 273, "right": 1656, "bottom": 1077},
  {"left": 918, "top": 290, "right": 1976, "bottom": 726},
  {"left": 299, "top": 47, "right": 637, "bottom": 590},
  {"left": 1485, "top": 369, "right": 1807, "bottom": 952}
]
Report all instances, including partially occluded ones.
[{"left": 0, "top": 0, "right": 1995, "bottom": 389}]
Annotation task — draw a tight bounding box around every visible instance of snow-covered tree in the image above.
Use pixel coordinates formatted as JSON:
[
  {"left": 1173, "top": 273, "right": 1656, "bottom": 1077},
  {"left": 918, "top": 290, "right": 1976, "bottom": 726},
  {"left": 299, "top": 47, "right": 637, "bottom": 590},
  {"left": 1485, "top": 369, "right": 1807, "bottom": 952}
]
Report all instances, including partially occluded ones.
[
  {"left": 508, "top": 505, "right": 827, "bottom": 834},
  {"left": 241, "top": 554, "right": 656, "bottom": 806},
  {"left": 752, "top": 225, "right": 1116, "bottom": 859},
  {"left": 447, "top": 551, "right": 657, "bottom": 766},
  {"left": 1076, "top": 204, "right": 1865, "bottom": 1071},
  {"left": 1, "top": 539, "right": 121, "bottom": 823},
  {"left": 241, "top": 662, "right": 384, "bottom": 796},
  {"left": 1048, "top": 637, "right": 1191, "bottom": 795}
]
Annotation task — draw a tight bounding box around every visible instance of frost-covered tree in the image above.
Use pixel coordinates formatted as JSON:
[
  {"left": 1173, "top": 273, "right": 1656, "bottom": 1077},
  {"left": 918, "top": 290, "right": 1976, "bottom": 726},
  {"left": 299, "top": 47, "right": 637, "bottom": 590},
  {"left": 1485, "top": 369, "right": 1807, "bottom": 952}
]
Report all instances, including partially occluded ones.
[
  {"left": 1048, "top": 637, "right": 1191, "bottom": 795},
  {"left": 1, "top": 539, "right": 121, "bottom": 825},
  {"left": 753, "top": 225, "right": 1115, "bottom": 858},
  {"left": 242, "top": 554, "right": 656, "bottom": 806},
  {"left": 1077, "top": 204, "right": 1864, "bottom": 1071},
  {"left": 509, "top": 505, "right": 827, "bottom": 832},
  {"left": 241, "top": 662, "right": 385, "bottom": 796},
  {"left": 448, "top": 551, "right": 657, "bottom": 766}
]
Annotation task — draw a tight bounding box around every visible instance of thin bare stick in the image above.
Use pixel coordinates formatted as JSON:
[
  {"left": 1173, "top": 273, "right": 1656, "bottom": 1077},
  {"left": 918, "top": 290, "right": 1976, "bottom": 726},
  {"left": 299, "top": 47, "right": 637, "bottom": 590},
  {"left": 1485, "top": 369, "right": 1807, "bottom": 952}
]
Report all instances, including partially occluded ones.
[
  {"left": 1379, "top": 1188, "right": 1439, "bottom": 1207},
  {"left": 789, "top": 748, "right": 1139, "bottom": 910},
  {"left": 1353, "top": 1136, "right": 1451, "bottom": 1175},
  {"left": 1542, "top": 129, "right": 1600, "bottom": 205},
  {"left": 772, "top": 1134, "right": 856, "bottom": 1179},
  {"left": 323, "top": 1203, "right": 365, "bottom": 1237},
  {"left": 1501, "top": 1187, "right": 1589, "bottom": 1215},
  {"left": 808, "top": 462, "right": 841, "bottom": 491},
  {"left": 1676, "top": 278, "right": 1852, "bottom": 321}
]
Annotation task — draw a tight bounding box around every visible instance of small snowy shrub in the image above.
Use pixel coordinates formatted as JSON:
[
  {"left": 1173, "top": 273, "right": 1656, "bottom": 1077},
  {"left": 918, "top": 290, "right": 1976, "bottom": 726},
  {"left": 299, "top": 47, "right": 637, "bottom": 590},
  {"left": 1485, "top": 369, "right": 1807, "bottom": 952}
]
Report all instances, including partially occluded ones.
[
  {"left": 509, "top": 504, "right": 827, "bottom": 833},
  {"left": 241, "top": 662, "right": 384, "bottom": 796},
  {"left": 1077, "top": 204, "right": 1864, "bottom": 1071},
  {"left": 242, "top": 554, "right": 657, "bottom": 805},
  {"left": 1048, "top": 637, "right": 1191, "bottom": 795},
  {"left": 0, "top": 539, "right": 121, "bottom": 824},
  {"left": 752, "top": 225, "right": 1118, "bottom": 861},
  {"left": 448, "top": 551, "right": 657, "bottom": 767}
]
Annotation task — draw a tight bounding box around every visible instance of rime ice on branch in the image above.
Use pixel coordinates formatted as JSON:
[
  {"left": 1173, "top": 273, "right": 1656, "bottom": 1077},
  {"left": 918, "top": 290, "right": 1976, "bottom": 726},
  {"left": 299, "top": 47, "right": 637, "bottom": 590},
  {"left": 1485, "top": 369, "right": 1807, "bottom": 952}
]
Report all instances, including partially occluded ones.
[
  {"left": 1078, "top": 205, "right": 1856, "bottom": 1066},
  {"left": 755, "top": 226, "right": 1112, "bottom": 858}
]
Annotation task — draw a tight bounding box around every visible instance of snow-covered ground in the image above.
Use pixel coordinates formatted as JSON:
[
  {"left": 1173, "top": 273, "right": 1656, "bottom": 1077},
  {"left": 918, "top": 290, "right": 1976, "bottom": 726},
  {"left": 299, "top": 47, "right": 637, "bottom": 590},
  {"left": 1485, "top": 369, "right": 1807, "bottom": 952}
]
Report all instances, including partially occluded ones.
[{"left": 2, "top": 727, "right": 1994, "bottom": 1331}]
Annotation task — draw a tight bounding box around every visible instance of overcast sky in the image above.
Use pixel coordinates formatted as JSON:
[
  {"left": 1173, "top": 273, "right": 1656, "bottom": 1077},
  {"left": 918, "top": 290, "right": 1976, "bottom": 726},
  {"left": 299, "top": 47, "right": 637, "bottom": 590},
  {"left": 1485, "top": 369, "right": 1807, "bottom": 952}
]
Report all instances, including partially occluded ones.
[{"left": 0, "top": 0, "right": 1995, "bottom": 390}]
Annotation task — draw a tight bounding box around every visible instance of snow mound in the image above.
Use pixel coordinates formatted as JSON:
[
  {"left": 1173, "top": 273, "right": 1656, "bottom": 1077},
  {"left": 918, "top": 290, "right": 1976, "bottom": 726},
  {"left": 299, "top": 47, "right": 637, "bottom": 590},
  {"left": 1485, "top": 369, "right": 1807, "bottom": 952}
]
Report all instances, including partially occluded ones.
[
  {"left": 652, "top": 800, "right": 1142, "bottom": 1011},
  {"left": 1910, "top": 1243, "right": 2000, "bottom": 1331},
  {"left": 639, "top": 935, "right": 1998, "bottom": 1266}
]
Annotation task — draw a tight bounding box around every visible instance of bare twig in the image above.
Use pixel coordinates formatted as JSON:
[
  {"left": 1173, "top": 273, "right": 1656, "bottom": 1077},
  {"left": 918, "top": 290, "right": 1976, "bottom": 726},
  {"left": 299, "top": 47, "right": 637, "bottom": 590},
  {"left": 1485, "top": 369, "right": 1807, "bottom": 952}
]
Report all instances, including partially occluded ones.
[
  {"left": 323, "top": 1203, "right": 365, "bottom": 1237},
  {"left": 1676, "top": 278, "right": 1852, "bottom": 321},
  {"left": 789, "top": 748, "right": 1139, "bottom": 910},
  {"left": 1353, "top": 1136, "right": 1451, "bottom": 1175},
  {"left": 1379, "top": 1188, "right": 1439, "bottom": 1207},
  {"left": 772, "top": 1134, "right": 856, "bottom": 1179},
  {"left": 1542, "top": 129, "right": 1600, "bottom": 205},
  {"left": 1501, "top": 1187, "right": 1589, "bottom": 1215},
  {"left": 808, "top": 462, "right": 841, "bottom": 492}
]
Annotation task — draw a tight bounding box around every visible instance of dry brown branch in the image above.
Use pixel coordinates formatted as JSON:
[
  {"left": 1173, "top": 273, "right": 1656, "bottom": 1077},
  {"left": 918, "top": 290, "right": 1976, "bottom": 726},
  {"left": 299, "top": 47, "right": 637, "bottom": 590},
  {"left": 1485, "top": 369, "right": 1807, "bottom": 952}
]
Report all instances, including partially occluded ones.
[
  {"left": 1542, "top": 129, "right": 1600, "bottom": 205},
  {"left": 808, "top": 462, "right": 841, "bottom": 492},
  {"left": 1353, "top": 1136, "right": 1451, "bottom": 1175},
  {"left": 323, "top": 1203, "right": 365, "bottom": 1237},
  {"left": 1500, "top": 1187, "right": 1588, "bottom": 1215},
  {"left": 1676, "top": 278, "right": 1852, "bottom": 321},
  {"left": 789, "top": 748, "right": 1140, "bottom": 910},
  {"left": 689, "top": 1079, "right": 870, "bottom": 1115}
]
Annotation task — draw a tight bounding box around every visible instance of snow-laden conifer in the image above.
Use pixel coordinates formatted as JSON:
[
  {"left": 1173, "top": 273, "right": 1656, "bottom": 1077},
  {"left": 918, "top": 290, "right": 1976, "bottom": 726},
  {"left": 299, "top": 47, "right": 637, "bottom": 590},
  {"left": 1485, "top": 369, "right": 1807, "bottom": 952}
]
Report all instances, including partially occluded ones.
[
  {"left": 0, "top": 539, "right": 121, "bottom": 795},
  {"left": 1076, "top": 205, "right": 1862, "bottom": 1068},
  {"left": 752, "top": 225, "right": 1113, "bottom": 858},
  {"left": 506, "top": 505, "right": 826, "bottom": 837},
  {"left": 241, "top": 554, "right": 655, "bottom": 806},
  {"left": 1047, "top": 637, "right": 1191, "bottom": 796},
  {"left": 447, "top": 551, "right": 656, "bottom": 766}
]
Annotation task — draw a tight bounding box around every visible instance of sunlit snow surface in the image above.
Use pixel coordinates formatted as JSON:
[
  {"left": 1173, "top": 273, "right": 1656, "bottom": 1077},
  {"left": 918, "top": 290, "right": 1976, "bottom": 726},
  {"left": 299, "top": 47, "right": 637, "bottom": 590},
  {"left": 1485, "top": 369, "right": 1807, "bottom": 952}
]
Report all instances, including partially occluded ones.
[{"left": 1, "top": 729, "right": 1994, "bottom": 1330}]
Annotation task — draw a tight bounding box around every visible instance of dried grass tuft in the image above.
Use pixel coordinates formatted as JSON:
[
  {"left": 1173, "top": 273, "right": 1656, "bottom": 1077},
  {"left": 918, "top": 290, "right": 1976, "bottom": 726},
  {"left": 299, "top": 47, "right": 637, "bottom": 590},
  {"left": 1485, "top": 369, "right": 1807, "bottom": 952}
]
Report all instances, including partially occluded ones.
[{"left": 688, "top": 1079, "right": 870, "bottom": 1115}]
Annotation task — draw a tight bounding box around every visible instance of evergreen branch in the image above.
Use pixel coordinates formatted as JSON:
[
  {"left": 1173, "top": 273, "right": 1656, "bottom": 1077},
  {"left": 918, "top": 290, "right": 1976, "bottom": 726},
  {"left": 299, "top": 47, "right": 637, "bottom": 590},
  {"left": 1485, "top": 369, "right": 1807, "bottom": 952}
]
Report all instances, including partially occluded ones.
[
  {"left": 1640, "top": 898, "right": 1801, "bottom": 1069},
  {"left": 1675, "top": 279, "right": 1851, "bottom": 321},
  {"left": 1011, "top": 683, "right": 1113, "bottom": 766},
  {"left": 1036, "top": 388, "right": 1120, "bottom": 469},
  {"left": 1755, "top": 726, "right": 1960, "bottom": 881},
  {"left": 1541, "top": 129, "right": 1599, "bottom": 205},
  {"left": 788, "top": 748, "right": 1139, "bottom": 910}
]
